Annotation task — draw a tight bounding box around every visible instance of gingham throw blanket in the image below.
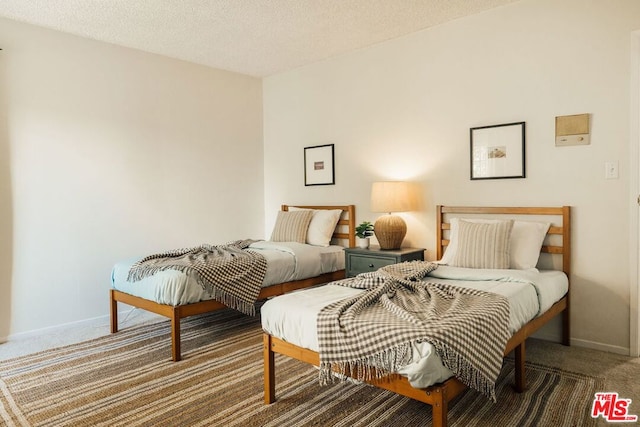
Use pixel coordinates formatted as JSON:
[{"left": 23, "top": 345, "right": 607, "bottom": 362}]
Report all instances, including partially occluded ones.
[
  {"left": 317, "top": 261, "right": 510, "bottom": 401},
  {"left": 127, "top": 240, "right": 267, "bottom": 315}
]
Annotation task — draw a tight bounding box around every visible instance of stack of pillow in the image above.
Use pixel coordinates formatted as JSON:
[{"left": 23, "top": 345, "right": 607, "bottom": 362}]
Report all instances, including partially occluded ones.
[
  {"left": 440, "top": 218, "right": 550, "bottom": 270},
  {"left": 269, "top": 208, "right": 343, "bottom": 247}
]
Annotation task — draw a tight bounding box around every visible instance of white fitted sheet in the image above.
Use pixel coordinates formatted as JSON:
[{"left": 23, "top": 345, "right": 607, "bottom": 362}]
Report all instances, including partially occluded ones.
[
  {"left": 111, "top": 242, "right": 345, "bottom": 306},
  {"left": 260, "top": 266, "right": 568, "bottom": 388}
]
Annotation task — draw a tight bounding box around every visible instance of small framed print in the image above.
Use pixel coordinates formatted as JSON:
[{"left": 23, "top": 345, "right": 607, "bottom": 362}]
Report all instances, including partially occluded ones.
[
  {"left": 304, "top": 144, "right": 335, "bottom": 186},
  {"left": 470, "top": 122, "right": 526, "bottom": 180}
]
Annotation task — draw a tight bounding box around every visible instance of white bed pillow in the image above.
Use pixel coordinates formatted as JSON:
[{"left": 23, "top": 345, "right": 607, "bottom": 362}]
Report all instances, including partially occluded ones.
[
  {"left": 270, "top": 210, "right": 314, "bottom": 243},
  {"left": 441, "top": 218, "right": 551, "bottom": 270},
  {"left": 449, "top": 219, "right": 513, "bottom": 269},
  {"left": 288, "top": 207, "right": 342, "bottom": 247}
]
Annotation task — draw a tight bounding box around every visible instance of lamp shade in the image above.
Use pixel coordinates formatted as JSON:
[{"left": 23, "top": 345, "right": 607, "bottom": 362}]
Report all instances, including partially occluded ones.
[
  {"left": 370, "top": 181, "right": 417, "bottom": 213},
  {"left": 370, "top": 181, "right": 417, "bottom": 249}
]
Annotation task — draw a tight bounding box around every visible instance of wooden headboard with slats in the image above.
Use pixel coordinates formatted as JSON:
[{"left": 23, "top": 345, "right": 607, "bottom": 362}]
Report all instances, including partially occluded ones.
[{"left": 436, "top": 205, "right": 571, "bottom": 277}]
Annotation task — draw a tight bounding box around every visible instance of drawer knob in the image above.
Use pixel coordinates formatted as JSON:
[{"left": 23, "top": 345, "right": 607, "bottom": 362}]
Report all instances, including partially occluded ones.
[{"left": 369, "top": 264, "right": 374, "bottom": 268}]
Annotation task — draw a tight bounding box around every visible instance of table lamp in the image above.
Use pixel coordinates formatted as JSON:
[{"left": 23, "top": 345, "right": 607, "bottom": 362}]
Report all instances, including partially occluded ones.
[{"left": 370, "top": 181, "right": 417, "bottom": 250}]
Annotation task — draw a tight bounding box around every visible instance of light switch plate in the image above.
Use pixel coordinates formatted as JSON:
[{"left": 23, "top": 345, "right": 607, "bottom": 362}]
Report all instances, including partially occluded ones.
[{"left": 605, "top": 161, "right": 619, "bottom": 179}]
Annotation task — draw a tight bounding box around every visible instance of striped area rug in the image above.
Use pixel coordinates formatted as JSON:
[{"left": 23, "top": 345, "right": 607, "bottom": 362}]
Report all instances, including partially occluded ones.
[{"left": 0, "top": 309, "right": 603, "bottom": 427}]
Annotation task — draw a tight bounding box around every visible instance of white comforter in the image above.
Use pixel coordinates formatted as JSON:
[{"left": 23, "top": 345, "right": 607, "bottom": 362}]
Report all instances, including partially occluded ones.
[
  {"left": 111, "top": 242, "right": 345, "bottom": 306},
  {"left": 260, "top": 266, "right": 568, "bottom": 388}
]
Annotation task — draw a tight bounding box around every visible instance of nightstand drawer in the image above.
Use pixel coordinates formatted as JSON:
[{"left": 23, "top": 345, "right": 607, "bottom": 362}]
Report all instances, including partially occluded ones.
[
  {"left": 348, "top": 255, "right": 396, "bottom": 276},
  {"left": 344, "top": 247, "right": 425, "bottom": 278}
]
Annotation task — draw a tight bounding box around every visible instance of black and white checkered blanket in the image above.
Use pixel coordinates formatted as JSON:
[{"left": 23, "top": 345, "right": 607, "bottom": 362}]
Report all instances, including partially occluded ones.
[
  {"left": 127, "top": 240, "right": 267, "bottom": 315},
  {"left": 317, "top": 261, "right": 510, "bottom": 401}
]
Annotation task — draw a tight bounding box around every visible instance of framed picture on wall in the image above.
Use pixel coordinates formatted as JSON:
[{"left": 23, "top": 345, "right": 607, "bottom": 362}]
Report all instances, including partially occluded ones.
[
  {"left": 470, "top": 122, "right": 526, "bottom": 180},
  {"left": 304, "top": 144, "right": 335, "bottom": 186}
]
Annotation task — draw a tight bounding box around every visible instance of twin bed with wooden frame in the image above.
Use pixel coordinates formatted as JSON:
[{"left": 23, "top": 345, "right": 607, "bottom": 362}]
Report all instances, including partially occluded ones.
[
  {"left": 110, "top": 204, "right": 356, "bottom": 362},
  {"left": 262, "top": 205, "right": 571, "bottom": 427}
]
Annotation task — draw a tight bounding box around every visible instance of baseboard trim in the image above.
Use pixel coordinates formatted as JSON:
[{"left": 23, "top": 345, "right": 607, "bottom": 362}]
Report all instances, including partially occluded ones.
[
  {"left": 570, "top": 337, "right": 630, "bottom": 356},
  {"left": 6, "top": 313, "right": 112, "bottom": 341},
  {"left": 534, "top": 327, "right": 631, "bottom": 356},
  {"left": 5, "top": 308, "right": 161, "bottom": 342}
]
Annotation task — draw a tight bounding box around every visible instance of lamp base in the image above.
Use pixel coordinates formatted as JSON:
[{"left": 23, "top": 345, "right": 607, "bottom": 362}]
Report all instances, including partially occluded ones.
[{"left": 374, "top": 214, "right": 407, "bottom": 250}]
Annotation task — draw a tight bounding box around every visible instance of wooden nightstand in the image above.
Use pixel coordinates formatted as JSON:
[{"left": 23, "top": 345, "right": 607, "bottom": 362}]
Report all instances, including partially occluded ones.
[{"left": 344, "top": 246, "right": 425, "bottom": 278}]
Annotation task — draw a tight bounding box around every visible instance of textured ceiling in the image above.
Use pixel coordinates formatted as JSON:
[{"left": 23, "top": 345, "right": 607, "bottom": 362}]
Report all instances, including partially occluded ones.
[{"left": 0, "top": 0, "right": 517, "bottom": 77}]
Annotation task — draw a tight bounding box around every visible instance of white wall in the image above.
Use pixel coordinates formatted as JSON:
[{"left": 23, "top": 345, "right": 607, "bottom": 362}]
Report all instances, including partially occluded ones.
[
  {"left": 264, "top": 0, "right": 640, "bottom": 354},
  {"left": 0, "top": 48, "right": 11, "bottom": 341},
  {"left": 0, "top": 18, "right": 264, "bottom": 339}
]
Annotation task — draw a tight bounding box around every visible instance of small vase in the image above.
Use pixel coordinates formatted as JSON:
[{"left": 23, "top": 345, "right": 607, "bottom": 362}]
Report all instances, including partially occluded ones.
[{"left": 356, "top": 237, "right": 370, "bottom": 249}]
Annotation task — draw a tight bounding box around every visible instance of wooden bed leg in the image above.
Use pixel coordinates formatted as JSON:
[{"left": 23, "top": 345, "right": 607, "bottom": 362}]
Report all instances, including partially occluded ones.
[
  {"left": 171, "top": 308, "right": 181, "bottom": 362},
  {"left": 431, "top": 387, "right": 448, "bottom": 427},
  {"left": 110, "top": 290, "right": 118, "bottom": 334},
  {"left": 514, "top": 341, "right": 526, "bottom": 393},
  {"left": 562, "top": 306, "right": 571, "bottom": 346},
  {"left": 264, "top": 334, "right": 276, "bottom": 404}
]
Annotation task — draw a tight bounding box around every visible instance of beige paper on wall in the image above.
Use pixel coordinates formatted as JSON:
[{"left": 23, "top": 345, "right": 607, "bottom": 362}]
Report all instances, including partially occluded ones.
[{"left": 555, "top": 113, "right": 590, "bottom": 146}]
